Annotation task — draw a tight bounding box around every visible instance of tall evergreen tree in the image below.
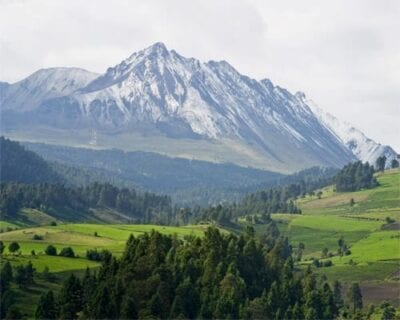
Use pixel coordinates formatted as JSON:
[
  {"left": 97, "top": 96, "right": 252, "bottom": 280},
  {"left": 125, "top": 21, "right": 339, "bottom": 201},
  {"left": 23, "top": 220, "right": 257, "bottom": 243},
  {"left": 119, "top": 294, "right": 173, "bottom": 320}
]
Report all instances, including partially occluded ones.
[
  {"left": 391, "top": 158, "right": 399, "bottom": 169},
  {"left": 35, "top": 290, "right": 58, "bottom": 319},
  {"left": 347, "top": 283, "right": 363, "bottom": 314},
  {"left": 375, "top": 156, "right": 387, "bottom": 172},
  {"left": 58, "top": 273, "right": 83, "bottom": 319}
]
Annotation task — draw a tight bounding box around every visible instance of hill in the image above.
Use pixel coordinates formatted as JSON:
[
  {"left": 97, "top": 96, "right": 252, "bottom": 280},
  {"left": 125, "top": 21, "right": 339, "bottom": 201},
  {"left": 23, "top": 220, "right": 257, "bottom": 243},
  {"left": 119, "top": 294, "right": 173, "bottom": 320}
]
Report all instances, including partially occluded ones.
[
  {"left": 0, "top": 137, "right": 63, "bottom": 184},
  {"left": 271, "top": 169, "right": 400, "bottom": 306},
  {"left": 0, "top": 223, "right": 218, "bottom": 318},
  {"left": 0, "top": 170, "right": 398, "bottom": 317},
  {"left": 23, "top": 141, "right": 284, "bottom": 205}
]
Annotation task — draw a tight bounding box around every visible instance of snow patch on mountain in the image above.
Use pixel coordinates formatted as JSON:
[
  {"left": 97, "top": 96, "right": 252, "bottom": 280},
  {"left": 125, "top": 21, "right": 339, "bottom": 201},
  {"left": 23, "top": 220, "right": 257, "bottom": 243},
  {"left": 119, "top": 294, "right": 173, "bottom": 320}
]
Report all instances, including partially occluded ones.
[
  {"left": 302, "top": 94, "right": 398, "bottom": 167},
  {"left": 0, "top": 67, "right": 99, "bottom": 112},
  {"left": 1, "top": 42, "right": 395, "bottom": 171}
]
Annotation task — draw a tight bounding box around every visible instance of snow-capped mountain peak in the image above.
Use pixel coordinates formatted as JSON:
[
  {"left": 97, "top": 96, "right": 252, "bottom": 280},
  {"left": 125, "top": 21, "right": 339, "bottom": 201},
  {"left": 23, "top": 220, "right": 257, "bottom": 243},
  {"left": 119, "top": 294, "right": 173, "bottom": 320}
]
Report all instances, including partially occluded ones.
[
  {"left": 1, "top": 42, "right": 396, "bottom": 172},
  {"left": 0, "top": 67, "right": 99, "bottom": 112},
  {"left": 299, "top": 93, "right": 397, "bottom": 167}
]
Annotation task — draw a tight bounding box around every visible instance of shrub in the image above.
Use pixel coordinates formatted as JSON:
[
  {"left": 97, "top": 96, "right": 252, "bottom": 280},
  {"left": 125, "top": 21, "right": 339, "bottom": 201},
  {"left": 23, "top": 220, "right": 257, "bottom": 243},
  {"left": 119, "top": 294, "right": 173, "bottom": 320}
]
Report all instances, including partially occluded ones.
[
  {"left": 32, "top": 234, "right": 43, "bottom": 240},
  {"left": 9, "top": 241, "right": 20, "bottom": 254},
  {"left": 45, "top": 245, "right": 57, "bottom": 256},
  {"left": 385, "top": 217, "right": 395, "bottom": 224},
  {"left": 322, "top": 260, "right": 333, "bottom": 267},
  {"left": 59, "top": 247, "right": 75, "bottom": 258},
  {"left": 86, "top": 249, "right": 111, "bottom": 262},
  {"left": 312, "top": 259, "right": 320, "bottom": 268}
]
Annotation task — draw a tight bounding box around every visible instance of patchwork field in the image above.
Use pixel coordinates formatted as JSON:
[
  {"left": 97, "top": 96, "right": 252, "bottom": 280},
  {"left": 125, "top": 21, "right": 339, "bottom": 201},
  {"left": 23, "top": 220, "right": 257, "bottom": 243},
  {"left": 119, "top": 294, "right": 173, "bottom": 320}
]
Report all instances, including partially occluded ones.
[
  {"left": 271, "top": 169, "right": 400, "bottom": 305},
  {"left": 1, "top": 169, "right": 399, "bottom": 315},
  {"left": 0, "top": 223, "right": 212, "bottom": 272},
  {"left": 0, "top": 223, "right": 215, "bottom": 317}
]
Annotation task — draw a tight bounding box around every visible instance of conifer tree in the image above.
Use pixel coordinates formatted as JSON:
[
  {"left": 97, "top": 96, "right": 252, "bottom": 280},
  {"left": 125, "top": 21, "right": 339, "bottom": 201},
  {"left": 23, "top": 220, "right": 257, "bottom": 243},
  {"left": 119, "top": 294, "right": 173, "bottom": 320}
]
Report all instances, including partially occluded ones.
[
  {"left": 58, "top": 273, "right": 83, "bottom": 319},
  {"left": 35, "top": 290, "right": 58, "bottom": 319},
  {"left": 8, "top": 241, "right": 20, "bottom": 254},
  {"left": 347, "top": 283, "right": 363, "bottom": 314},
  {"left": 375, "top": 156, "right": 387, "bottom": 172},
  {"left": 0, "top": 240, "right": 4, "bottom": 255}
]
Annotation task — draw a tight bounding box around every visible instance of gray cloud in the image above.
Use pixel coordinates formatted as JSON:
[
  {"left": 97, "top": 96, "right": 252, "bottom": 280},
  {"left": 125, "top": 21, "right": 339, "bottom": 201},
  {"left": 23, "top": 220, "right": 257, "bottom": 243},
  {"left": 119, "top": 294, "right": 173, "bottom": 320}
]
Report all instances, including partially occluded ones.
[{"left": 1, "top": 0, "right": 398, "bottom": 150}]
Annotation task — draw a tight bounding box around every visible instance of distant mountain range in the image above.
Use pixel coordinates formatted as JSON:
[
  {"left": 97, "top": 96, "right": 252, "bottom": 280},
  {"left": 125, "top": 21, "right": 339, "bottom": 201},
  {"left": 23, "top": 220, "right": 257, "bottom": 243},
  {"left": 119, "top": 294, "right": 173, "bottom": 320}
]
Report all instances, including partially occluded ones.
[
  {"left": 1, "top": 137, "right": 338, "bottom": 206},
  {"left": 1, "top": 42, "right": 396, "bottom": 172}
]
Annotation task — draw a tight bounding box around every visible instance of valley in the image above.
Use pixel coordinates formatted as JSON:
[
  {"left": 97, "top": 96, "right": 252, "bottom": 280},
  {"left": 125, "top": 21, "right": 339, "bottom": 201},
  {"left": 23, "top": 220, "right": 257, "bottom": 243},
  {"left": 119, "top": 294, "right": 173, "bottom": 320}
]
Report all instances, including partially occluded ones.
[
  {"left": 1, "top": 169, "right": 399, "bottom": 318},
  {"left": 1, "top": 1, "right": 399, "bottom": 318},
  {"left": 273, "top": 169, "right": 400, "bottom": 306}
]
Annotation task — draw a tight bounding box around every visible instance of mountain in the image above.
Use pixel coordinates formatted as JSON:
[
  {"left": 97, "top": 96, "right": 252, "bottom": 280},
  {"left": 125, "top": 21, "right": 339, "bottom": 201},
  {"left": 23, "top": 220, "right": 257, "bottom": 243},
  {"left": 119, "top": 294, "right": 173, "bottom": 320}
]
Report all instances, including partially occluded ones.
[
  {"left": 0, "top": 43, "right": 395, "bottom": 172},
  {"left": 0, "top": 137, "right": 63, "bottom": 184},
  {"left": 0, "top": 67, "right": 98, "bottom": 112},
  {"left": 301, "top": 94, "right": 398, "bottom": 167},
  {"left": 22, "top": 141, "right": 285, "bottom": 205}
]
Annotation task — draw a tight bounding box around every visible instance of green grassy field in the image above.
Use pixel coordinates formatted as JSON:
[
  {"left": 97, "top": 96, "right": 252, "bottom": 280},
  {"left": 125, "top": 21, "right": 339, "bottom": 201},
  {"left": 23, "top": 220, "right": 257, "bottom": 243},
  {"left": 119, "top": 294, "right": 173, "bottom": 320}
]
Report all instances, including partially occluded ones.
[
  {"left": 0, "top": 222, "right": 217, "bottom": 317},
  {"left": 270, "top": 169, "right": 400, "bottom": 306},
  {"left": 0, "top": 223, "right": 211, "bottom": 270},
  {"left": 1, "top": 169, "right": 399, "bottom": 315}
]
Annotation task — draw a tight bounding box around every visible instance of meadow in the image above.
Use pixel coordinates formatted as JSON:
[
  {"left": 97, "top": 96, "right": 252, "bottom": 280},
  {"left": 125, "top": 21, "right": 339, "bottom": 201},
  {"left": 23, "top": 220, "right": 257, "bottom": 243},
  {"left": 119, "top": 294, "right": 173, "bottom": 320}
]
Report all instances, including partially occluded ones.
[
  {"left": 270, "top": 169, "right": 400, "bottom": 306},
  {"left": 0, "top": 223, "right": 210, "bottom": 271},
  {"left": 0, "top": 223, "right": 215, "bottom": 317},
  {"left": 0, "top": 169, "right": 399, "bottom": 315}
]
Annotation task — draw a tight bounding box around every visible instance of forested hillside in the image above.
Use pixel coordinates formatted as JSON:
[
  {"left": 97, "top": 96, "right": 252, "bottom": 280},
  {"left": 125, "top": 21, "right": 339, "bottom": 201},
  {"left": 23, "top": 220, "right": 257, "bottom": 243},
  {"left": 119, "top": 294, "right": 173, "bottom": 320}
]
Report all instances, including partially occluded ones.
[
  {"left": 0, "top": 137, "right": 63, "bottom": 184},
  {"left": 0, "top": 138, "right": 338, "bottom": 225},
  {"left": 35, "top": 228, "right": 342, "bottom": 320},
  {"left": 24, "top": 142, "right": 340, "bottom": 205},
  {"left": 0, "top": 183, "right": 173, "bottom": 224},
  {"left": 23, "top": 142, "right": 285, "bottom": 205},
  {"left": 334, "top": 161, "right": 377, "bottom": 192}
]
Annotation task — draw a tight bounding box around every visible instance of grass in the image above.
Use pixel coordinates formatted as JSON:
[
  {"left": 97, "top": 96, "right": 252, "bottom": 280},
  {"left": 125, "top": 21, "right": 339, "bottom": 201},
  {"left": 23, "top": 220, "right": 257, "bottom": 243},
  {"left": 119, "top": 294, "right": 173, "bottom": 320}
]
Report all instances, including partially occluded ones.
[
  {"left": 287, "top": 215, "right": 381, "bottom": 232},
  {"left": 1, "top": 254, "right": 100, "bottom": 273},
  {"left": 10, "top": 268, "right": 91, "bottom": 319},
  {"left": 0, "top": 223, "right": 214, "bottom": 273},
  {"left": 314, "top": 261, "right": 399, "bottom": 282},
  {"left": 329, "top": 231, "right": 400, "bottom": 265},
  {"left": 0, "top": 220, "right": 21, "bottom": 230},
  {"left": 1, "top": 169, "right": 399, "bottom": 313},
  {"left": 55, "top": 223, "right": 208, "bottom": 239},
  {"left": 0, "top": 222, "right": 217, "bottom": 318},
  {"left": 270, "top": 169, "right": 400, "bottom": 302}
]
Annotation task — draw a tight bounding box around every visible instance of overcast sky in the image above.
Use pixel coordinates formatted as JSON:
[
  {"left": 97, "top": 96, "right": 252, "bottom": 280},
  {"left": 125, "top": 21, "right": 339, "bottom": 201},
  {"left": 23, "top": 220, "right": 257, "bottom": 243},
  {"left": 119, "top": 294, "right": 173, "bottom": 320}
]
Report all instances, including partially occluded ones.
[{"left": 1, "top": 0, "right": 399, "bottom": 150}]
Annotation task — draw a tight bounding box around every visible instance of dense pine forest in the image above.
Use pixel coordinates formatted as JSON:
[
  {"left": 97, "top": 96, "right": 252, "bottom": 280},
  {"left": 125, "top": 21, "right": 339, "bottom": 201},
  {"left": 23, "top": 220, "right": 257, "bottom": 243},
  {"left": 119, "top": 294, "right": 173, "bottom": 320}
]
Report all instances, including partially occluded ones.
[
  {"left": 0, "top": 138, "right": 342, "bottom": 226},
  {"left": 32, "top": 227, "right": 346, "bottom": 320},
  {"left": 0, "top": 138, "right": 398, "bottom": 319},
  {"left": 0, "top": 182, "right": 174, "bottom": 224},
  {"left": 0, "top": 137, "right": 63, "bottom": 184},
  {"left": 334, "top": 161, "right": 377, "bottom": 192},
  {"left": 1, "top": 136, "right": 384, "bottom": 226}
]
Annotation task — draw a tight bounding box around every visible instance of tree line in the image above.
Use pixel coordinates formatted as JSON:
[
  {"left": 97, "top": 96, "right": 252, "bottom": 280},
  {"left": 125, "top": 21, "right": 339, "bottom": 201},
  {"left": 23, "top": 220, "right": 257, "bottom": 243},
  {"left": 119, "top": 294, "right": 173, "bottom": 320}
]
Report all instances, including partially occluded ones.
[
  {"left": 335, "top": 161, "right": 378, "bottom": 192},
  {"left": 0, "top": 180, "right": 307, "bottom": 226},
  {"left": 35, "top": 227, "right": 344, "bottom": 319},
  {"left": 0, "top": 182, "right": 174, "bottom": 224}
]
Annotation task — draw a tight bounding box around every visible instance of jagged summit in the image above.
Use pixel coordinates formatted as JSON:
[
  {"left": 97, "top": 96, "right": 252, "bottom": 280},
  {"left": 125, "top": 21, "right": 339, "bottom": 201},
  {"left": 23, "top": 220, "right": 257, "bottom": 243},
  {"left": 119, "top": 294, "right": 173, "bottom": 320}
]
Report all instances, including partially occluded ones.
[
  {"left": 0, "top": 43, "right": 396, "bottom": 171},
  {"left": 0, "top": 67, "right": 98, "bottom": 112},
  {"left": 302, "top": 94, "right": 398, "bottom": 167}
]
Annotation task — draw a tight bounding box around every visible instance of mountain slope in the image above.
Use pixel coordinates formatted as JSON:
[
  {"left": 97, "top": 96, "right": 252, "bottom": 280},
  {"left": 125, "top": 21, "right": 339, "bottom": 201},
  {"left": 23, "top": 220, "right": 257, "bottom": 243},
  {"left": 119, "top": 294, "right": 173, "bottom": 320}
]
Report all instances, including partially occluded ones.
[
  {"left": 0, "top": 42, "right": 395, "bottom": 172},
  {"left": 0, "top": 67, "right": 98, "bottom": 112},
  {"left": 23, "top": 141, "right": 286, "bottom": 205},
  {"left": 0, "top": 137, "right": 63, "bottom": 184},
  {"left": 301, "top": 94, "right": 398, "bottom": 167}
]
